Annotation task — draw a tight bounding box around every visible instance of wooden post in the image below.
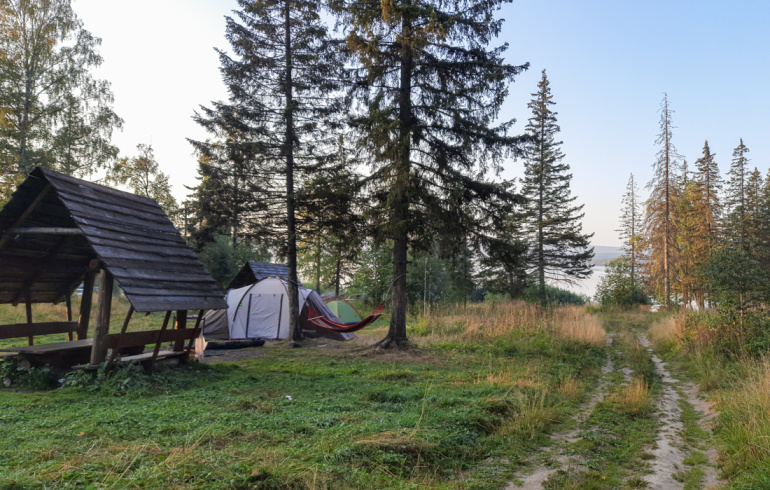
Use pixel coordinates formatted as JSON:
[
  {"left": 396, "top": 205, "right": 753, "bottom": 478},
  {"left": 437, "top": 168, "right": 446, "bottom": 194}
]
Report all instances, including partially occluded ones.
[
  {"left": 107, "top": 306, "right": 134, "bottom": 366},
  {"left": 77, "top": 272, "right": 96, "bottom": 340},
  {"left": 174, "top": 310, "right": 187, "bottom": 351},
  {"left": 25, "top": 298, "right": 33, "bottom": 346},
  {"left": 90, "top": 269, "right": 114, "bottom": 365},
  {"left": 66, "top": 295, "right": 73, "bottom": 341},
  {"left": 149, "top": 311, "right": 173, "bottom": 370}
]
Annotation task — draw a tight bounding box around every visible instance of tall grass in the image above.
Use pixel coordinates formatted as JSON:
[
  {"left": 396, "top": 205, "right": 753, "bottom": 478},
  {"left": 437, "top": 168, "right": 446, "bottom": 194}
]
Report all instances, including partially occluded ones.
[
  {"left": 648, "top": 316, "right": 681, "bottom": 346},
  {"left": 417, "top": 301, "right": 605, "bottom": 344},
  {"left": 717, "top": 359, "right": 770, "bottom": 479}
]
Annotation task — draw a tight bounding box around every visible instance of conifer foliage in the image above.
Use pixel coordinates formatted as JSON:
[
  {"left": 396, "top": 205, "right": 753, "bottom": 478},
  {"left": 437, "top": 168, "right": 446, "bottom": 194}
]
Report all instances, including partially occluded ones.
[
  {"left": 332, "top": 0, "right": 528, "bottom": 347},
  {"left": 520, "top": 70, "right": 593, "bottom": 307},
  {"left": 617, "top": 174, "right": 642, "bottom": 288},
  {"left": 190, "top": 0, "right": 343, "bottom": 341},
  {"left": 643, "top": 94, "right": 680, "bottom": 306}
]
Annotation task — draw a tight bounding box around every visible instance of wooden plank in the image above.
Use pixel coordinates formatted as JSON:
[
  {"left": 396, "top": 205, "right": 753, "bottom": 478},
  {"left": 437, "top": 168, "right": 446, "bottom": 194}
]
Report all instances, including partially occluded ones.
[
  {"left": 87, "top": 235, "right": 195, "bottom": 257},
  {"left": 107, "top": 267, "right": 213, "bottom": 283},
  {"left": 55, "top": 189, "right": 169, "bottom": 221},
  {"left": 25, "top": 298, "right": 33, "bottom": 345},
  {"left": 119, "top": 284, "right": 222, "bottom": 297},
  {"left": 89, "top": 270, "right": 114, "bottom": 364},
  {"left": 0, "top": 185, "right": 52, "bottom": 252},
  {"left": 66, "top": 295, "right": 73, "bottom": 341},
  {"left": 96, "top": 256, "right": 204, "bottom": 271},
  {"left": 12, "top": 227, "right": 84, "bottom": 235},
  {"left": 42, "top": 170, "right": 162, "bottom": 211},
  {"left": 77, "top": 222, "right": 188, "bottom": 247},
  {"left": 91, "top": 244, "right": 199, "bottom": 262},
  {"left": 185, "top": 310, "right": 205, "bottom": 357},
  {"left": 63, "top": 199, "right": 175, "bottom": 231},
  {"left": 0, "top": 321, "right": 79, "bottom": 340},
  {"left": 118, "top": 350, "right": 185, "bottom": 364},
  {"left": 0, "top": 338, "right": 93, "bottom": 354},
  {"left": 126, "top": 295, "right": 228, "bottom": 313},
  {"left": 11, "top": 235, "right": 72, "bottom": 305},
  {"left": 103, "top": 327, "right": 200, "bottom": 350}
]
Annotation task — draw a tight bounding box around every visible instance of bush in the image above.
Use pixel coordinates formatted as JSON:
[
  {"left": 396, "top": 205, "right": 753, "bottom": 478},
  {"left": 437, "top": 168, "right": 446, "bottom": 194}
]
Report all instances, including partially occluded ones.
[
  {"left": 595, "top": 258, "right": 648, "bottom": 307},
  {"left": 522, "top": 284, "right": 585, "bottom": 305}
]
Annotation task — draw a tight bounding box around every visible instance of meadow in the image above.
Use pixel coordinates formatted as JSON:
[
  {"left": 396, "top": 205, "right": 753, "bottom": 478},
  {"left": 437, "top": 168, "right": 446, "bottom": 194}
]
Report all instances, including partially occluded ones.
[{"left": 0, "top": 300, "right": 607, "bottom": 489}]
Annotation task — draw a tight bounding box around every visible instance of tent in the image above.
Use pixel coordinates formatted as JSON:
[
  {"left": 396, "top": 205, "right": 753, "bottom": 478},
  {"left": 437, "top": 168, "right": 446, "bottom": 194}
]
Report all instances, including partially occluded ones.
[
  {"left": 326, "top": 300, "right": 362, "bottom": 324},
  {"left": 202, "top": 278, "right": 355, "bottom": 341}
]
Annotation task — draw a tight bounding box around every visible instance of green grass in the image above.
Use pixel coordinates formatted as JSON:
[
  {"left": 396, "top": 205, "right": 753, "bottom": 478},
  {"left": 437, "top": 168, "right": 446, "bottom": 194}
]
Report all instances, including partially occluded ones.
[{"left": 0, "top": 303, "right": 607, "bottom": 489}]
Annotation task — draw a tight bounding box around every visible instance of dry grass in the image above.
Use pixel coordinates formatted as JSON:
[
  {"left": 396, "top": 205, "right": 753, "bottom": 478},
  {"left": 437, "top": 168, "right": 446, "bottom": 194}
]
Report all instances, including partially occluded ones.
[
  {"left": 648, "top": 316, "right": 681, "bottom": 345},
  {"left": 558, "top": 375, "right": 582, "bottom": 401},
  {"left": 553, "top": 306, "right": 606, "bottom": 344},
  {"left": 480, "top": 364, "right": 544, "bottom": 389},
  {"left": 613, "top": 378, "right": 652, "bottom": 416},
  {"left": 419, "top": 301, "right": 605, "bottom": 345}
]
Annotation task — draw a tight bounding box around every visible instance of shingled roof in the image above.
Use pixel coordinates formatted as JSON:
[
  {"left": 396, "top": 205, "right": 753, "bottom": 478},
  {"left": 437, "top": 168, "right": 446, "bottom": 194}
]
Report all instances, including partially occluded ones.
[
  {"left": 0, "top": 167, "right": 227, "bottom": 312},
  {"left": 228, "top": 261, "right": 302, "bottom": 290}
]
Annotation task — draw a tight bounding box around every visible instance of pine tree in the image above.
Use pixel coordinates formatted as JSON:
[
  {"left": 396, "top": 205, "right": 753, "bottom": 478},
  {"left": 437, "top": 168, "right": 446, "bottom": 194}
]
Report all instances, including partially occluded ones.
[
  {"left": 692, "top": 140, "right": 722, "bottom": 241},
  {"left": 617, "top": 174, "right": 642, "bottom": 288},
  {"left": 643, "top": 94, "right": 681, "bottom": 307},
  {"left": 672, "top": 161, "right": 700, "bottom": 308},
  {"left": 521, "top": 71, "right": 593, "bottom": 307},
  {"left": 191, "top": 0, "right": 343, "bottom": 342},
  {"left": 332, "top": 0, "right": 527, "bottom": 347},
  {"left": 725, "top": 139, "right": 751, "bottom": 251},
  {"left": 0, "top": 0, "right": 122, "bottom": 195}
]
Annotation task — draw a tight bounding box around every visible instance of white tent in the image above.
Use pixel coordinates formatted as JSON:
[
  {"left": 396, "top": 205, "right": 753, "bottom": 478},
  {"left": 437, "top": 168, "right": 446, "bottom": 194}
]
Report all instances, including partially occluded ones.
[{"left": 203, "top": 277, "right": 355, "bottom": 341}]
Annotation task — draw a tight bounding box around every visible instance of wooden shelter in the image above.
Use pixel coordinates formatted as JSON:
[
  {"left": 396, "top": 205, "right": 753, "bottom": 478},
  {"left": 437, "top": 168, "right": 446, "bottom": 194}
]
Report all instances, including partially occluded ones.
[
  {"left": 0, "top": 167, "right": 227, "bottom": 368},
  {"left": 228, "top": 261, "right": 302, "bottom": 290}
]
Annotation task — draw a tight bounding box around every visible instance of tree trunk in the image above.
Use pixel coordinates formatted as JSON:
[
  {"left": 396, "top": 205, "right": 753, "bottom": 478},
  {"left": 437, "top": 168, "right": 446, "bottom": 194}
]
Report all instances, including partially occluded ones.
[
  {"left": 335, "top": 258, "right": 341, "bottom": 298},
  {"left": 315, "top": 237, "right": 321, "bottom": 294},
  {"left": 283, "top": 2, "right": 301, "bottom": 342},
  {"left": 663, "top": 100, "right": 671, "bottom": 307},
  {"left": 378, "top": 10, "right": 412, "bottom": 349}
]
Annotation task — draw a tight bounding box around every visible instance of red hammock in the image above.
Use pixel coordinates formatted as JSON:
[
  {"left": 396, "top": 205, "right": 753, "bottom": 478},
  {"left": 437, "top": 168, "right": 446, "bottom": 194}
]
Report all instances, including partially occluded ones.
[{"left": 306, "top": 302, "right": 386, "bottom": 333}]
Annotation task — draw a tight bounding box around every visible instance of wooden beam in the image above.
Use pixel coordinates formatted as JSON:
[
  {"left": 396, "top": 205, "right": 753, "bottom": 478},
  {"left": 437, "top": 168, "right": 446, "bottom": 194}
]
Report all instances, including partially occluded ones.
[
  {"left": 25, "top": 298, "right": 33, "bottom": 346},
  {"left": 148, "top": 311, "right": 173, "bottom": 370},
  {"left": 89, "top": 269, "right": 114, "bottom": 365},
  {"left": 66, "top": 295, "right": 73, "bottom": 341},
  {"left": 0, "top": 184, "right": 52, "bottom": 253},
  {"left": 107, "top": 306, "right": 134, "bottom": 365},
  {"left": 12, "top": 227, "right": 83, "bottom": 235},
  {"left": 77, "top": 272, "right": 96, "bottom": 340},
  {"left": 0, "top": 321, "right": 78, "bottom": 340},
  {"left": 174, "top": 310, "right": 187, "bottom": 351}
]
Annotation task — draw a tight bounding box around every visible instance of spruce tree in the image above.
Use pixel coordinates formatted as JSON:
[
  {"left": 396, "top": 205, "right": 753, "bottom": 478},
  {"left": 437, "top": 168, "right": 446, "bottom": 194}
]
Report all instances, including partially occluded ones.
[
  {"left": 692, "top": 140, "right": 722, "bottom": 240},
  {"left": 644, "top": 94, "right": 681, "bottom": 307},
  {"left": 332, "top": 0, "right": 527, "bottom": 347},
  {"left": 191, "top": 0, "right": 343, "bottom": 341},
  {"left": 521, "top": 70, "right": 593, "bottom": 307},
  {"left": 725, "top": 139, "right": 751, "bottom": 251},
  {"left": 744, "top": 167, "right": 763, "bottom": 255},
  {"left": 617, "top": 174, "right": 642, "bottom": 288}
]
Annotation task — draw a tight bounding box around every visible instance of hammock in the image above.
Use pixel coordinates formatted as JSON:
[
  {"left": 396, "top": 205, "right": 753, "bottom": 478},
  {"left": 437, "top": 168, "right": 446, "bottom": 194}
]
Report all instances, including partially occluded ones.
[{"left": 306, "top": 302, "right": 386, "bottom": 333}]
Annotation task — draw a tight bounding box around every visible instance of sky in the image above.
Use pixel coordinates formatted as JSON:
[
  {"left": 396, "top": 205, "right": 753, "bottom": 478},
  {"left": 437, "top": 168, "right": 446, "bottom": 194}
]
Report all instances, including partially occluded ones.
[{"left": 73, "top": 0, "right": 770, "bottom": 247}]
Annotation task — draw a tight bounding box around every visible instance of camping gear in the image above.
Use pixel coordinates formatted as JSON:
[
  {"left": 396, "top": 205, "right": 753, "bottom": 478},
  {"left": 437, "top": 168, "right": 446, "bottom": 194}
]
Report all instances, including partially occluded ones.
[
  {"left": 326, "top": 299, "right": 362, "bottom": 324},
  {"left": 201, "top": 278, "right": 355, "bottom": 341},
  {"left": 228, "top": 262, "right": 302, "bottom": 289},
  {"left": 306, "top": 302, "right": 386, "bottom": 333}
]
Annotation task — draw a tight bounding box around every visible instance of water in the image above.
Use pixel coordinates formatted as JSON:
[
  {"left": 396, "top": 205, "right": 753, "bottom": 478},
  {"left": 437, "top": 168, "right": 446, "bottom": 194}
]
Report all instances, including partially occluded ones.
[{"left": 558, "top": 265, "right": 606, "bottom": 301}]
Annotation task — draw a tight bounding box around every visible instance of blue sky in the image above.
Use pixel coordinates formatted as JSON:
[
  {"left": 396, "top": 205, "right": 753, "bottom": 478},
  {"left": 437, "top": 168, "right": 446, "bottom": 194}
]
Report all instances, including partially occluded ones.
[{"left": 74, "top": 0, "right": 770, "bottom": 246}]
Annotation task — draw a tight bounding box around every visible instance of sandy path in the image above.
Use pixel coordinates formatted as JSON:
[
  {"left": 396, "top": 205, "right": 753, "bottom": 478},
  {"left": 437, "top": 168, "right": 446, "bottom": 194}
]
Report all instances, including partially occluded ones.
[
  {"left": 507, "top": 335, "right": 616, "bottom": 489},
  {"left": 638, "top": 333, "right": 686, "bottom": 489}
]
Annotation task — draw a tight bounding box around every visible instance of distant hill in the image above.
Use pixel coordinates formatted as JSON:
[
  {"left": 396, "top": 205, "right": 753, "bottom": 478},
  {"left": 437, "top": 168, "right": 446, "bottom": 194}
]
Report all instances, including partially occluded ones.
[{"left": 592, "top": 246, "right": 623, "bottom": 266}]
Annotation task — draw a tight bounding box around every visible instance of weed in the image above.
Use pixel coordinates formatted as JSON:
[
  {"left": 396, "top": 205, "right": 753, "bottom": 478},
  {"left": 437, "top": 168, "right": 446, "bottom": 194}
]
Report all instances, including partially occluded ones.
[{"left": 613, "top": 379, "right": 652, "bottom": 417}]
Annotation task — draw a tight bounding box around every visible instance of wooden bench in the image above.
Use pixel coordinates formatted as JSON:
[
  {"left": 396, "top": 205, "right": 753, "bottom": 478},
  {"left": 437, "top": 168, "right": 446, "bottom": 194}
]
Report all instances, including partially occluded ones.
[
  {"left": 0, "top": 321, "right": 80, "bottom": 360},
  {"left": 102, "top": 325, "right": 201, "bottom": 368}
]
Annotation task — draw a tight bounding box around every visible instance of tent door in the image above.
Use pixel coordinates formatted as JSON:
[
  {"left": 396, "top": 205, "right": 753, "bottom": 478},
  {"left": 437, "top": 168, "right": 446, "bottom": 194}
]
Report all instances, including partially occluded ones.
[{"left": 275, "top": 294, "right": 284, "bottom": 340}]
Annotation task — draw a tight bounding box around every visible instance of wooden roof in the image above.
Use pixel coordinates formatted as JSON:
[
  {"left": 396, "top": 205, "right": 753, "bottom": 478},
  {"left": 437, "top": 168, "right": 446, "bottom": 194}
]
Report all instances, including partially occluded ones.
[
  {"left": 228, "top": 261, "right": 302, "bottom": 290},
  {"left": 0, "top": 167, "right": 227, "bottom": 312}
]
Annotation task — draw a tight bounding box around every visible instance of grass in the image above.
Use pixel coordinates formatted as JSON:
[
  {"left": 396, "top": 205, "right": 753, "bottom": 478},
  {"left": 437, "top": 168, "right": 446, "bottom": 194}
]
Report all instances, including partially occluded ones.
[{"left": 0, "top": 300, "right": 607, "bottom": 489}]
